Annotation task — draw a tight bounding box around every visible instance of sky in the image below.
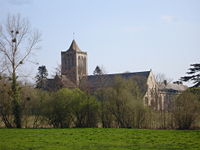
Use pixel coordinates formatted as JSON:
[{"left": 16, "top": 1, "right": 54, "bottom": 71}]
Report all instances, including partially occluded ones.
[{"left": 0, "top": 0, "right": 200, "bottom": 85}]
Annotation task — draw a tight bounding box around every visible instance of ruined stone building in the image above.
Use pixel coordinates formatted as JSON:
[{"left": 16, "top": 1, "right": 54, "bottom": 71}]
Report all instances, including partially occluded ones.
[{"left": 46, "top": 40, "right": 187, "bottom": 110}]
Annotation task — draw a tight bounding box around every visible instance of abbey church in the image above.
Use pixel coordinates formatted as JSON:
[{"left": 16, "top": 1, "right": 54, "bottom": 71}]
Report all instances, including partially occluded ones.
[
  {"left": 61, "top": 40, "right": 87, "bottom": 85},
  {"left": 46, "top": 40, "right": 187, "bottom": 110}
]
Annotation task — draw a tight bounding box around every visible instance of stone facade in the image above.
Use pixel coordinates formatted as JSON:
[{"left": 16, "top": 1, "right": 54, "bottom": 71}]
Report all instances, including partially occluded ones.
[
  {"left": 47, "top": 40, "right": 187, "bottom": 110},
  {"left": 158, "top": 81, "right": 187, "bottom": 111},
  {"left": 61, "top": 40, "right": 87, "bottom": 85}
]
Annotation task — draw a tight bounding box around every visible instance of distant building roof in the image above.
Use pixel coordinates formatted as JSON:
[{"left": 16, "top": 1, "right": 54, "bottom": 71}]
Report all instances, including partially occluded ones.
[
  {"left": 46, "top": 75, "right": 76, "bottom": 91},
  {"left": 67, "top": 40, "right": 81, "bottom": 52},
  {"left": 159, "top": 82, "right": 188, "bottom": 93},
  {"left": 81, "top": 71, "right": 151, "bottom": 93}
]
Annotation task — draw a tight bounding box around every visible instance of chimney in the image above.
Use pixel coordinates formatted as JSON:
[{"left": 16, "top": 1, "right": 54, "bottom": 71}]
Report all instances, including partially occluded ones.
[{"left": 164, "top": 80, "right": 167, "bottom": 86}]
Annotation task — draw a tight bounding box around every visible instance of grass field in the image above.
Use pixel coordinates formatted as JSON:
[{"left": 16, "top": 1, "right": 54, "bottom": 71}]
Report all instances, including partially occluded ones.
[{"left": 0, "top": 129, "right": 199, "bottom": 150}]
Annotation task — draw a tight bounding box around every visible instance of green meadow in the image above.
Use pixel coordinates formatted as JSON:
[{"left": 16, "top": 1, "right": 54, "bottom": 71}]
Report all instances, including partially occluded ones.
[{"left": 0, "top": 129, "right": 199, "bottom": 150}]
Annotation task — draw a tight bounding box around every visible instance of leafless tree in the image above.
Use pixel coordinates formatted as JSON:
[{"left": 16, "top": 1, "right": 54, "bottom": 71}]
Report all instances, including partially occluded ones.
[
  {"left": 54, "top": 64, "right": 62, "bottom": 77},
  {"left": 172, "top": 91, "right": 200, "bottom": 129},
  {"left": 155, "top": 73, "right": 173, "bottom": 87},
  {"left": 154, "top": 73, "right": 174, "bottom": 128},
  {"left": 0, "top": 14, "right": 41, "bottom": 128}
]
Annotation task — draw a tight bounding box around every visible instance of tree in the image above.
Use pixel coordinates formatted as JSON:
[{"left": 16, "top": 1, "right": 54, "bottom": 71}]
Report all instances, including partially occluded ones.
[
  {"left": 42, "top": 88, "right": 99, "bottom": 128},
  {"left": 0, "top": 75, "right": 13, "bottom": 128},
  {"left": 93, "top": 65, "right": 107, "bottom": 75},
  {"left": 71, "top": 89, "right": 99, "bottom": 128},
  {"left": 19, "top": 85, "right": 48, "bottom": 128},
  {"left": 54, "top": 64, "right": 61, "bottom": 77},
  {"left": 181, "top": 63, "right": 200, "bottom": 87},
  {"left": 155, "top": 73, "right": 173, "bottom": 87},
  {"left": 0, "top": 14, "right": 41, "bottom": 128},
  {"left": 42, "top": 88, "right": 74, "bottom": 128},
  {"left": 80, "top": 65, "right": 106, "bottom": 93},
  {"left": 95, "top": 76, "right": 144, "bottom": 128},
  {"left": 35, "top": 65, "right": 48, "bottom": 89},
  {"left": 172, "top": 91, "right": 200, "bottom": 129},
  {"left": 110, "top": 77, "right": 144, "bottom": 128},
  {"left": 93, "top": 66, "right": 103, "bottom": 75},
  {"left": 187, "top": 88, "right": 200, "bottom": 101},
  {"left": 95, "top": 89, "right": 114, "bottom": 128}
]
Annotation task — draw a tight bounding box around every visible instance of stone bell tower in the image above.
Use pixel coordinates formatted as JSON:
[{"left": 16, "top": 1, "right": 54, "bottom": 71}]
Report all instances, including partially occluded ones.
[{"left": 61, "top": 40, "right": 87, "bottom": 85}]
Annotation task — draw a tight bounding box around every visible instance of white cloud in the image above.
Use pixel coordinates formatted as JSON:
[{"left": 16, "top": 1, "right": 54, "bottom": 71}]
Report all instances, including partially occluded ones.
[{"left": 161, "top": 15, "right": 177, "bottom": 23}]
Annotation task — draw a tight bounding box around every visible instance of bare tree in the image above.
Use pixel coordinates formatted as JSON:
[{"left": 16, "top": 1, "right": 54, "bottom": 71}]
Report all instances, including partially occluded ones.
[
  {"left": 154, "top": 73, "right": 173, "bottom": 128},
  {"left": 0, "top": 14, "right": 41, "bottom": 128},
  {"left": 155, "top": 73, "right": 173, "bottom": 87},
  {"left": 172, "top": 91, "right": 200, "bottom": 129},
  {"left": 54, "top": 64, "right": 62, "bottom": 77}
]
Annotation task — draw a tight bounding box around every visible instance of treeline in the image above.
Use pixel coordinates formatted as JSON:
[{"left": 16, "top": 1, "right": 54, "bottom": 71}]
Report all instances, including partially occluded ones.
[{"left": 0, "top": 76, "right": 200, "bottom": 129}]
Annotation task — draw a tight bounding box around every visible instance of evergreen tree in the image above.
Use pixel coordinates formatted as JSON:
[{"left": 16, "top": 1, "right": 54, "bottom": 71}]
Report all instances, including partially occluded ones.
[
  {"left": 93, "top": 66, "right": 103, "bottom": 75},
  {"left": 35, "top": 66, "right": 48, "bottom": 89},
  {"left": 181, "top": 63, "right": 200, "bottom": 87}
]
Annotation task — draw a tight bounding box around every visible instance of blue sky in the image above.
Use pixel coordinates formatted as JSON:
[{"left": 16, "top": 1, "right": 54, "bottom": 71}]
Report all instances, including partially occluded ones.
[{"left": 0, "top": 0, "right": 200, "bottom": 84}]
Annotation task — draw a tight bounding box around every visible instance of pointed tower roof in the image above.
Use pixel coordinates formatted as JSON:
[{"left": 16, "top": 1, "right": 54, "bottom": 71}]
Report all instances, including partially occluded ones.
[{"left": 68, "top": 40, "right": 81, "bottom": 52}]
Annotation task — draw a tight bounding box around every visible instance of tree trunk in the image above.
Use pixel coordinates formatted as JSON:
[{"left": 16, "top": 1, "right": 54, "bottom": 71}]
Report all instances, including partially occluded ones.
[{"left": 12, "top": 71, "right": 22, "bottom": 128}]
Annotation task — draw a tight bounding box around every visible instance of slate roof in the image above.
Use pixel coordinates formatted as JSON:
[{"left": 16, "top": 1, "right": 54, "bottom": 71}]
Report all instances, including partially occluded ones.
[
  {"left": 67, "top": 40, "right": 81, "bottom": 52},
  {"left": 159, "top": 82, "right": 188, "bottom": 93},
  {"left": 82, "top": 71, "right": 151, "bottom": 93},
  {"left": 46, "top": 75, "right": 76, "bottom": 91}
]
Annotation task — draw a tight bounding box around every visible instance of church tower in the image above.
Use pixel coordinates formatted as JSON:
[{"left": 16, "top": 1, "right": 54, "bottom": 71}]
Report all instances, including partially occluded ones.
[{"left": 61, "top": 40, "right": 87, "bottom": 85}]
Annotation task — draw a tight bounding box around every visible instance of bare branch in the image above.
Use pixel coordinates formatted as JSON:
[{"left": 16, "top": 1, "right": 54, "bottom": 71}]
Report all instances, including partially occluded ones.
[
  {"left": 0, "top": 14, "right": 41, "bottom": 77},
  {"left": 16, "top": 31, "right": 41, "bottom": 69}
]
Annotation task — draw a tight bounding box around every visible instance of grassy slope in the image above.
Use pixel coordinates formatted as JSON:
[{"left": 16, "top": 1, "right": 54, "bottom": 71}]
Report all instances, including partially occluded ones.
[{"left": 0, "top": 129, "right": 199, "bottom": 150}]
